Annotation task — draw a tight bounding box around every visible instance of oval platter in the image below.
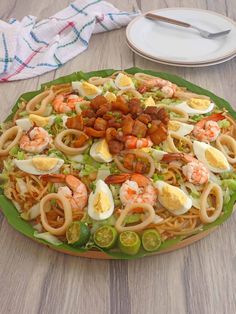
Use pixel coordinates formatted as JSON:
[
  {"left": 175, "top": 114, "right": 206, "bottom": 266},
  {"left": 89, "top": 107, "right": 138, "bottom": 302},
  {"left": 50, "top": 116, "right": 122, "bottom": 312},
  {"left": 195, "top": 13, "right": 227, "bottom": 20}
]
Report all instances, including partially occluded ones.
[{"left": 0, "top": 67, "right": 236, "bottom": 260}]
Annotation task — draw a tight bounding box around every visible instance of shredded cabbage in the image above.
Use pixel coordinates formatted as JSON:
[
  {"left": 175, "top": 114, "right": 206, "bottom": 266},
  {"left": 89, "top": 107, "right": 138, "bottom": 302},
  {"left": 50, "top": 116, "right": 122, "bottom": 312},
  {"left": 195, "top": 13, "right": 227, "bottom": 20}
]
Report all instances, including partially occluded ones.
[
  {"left": 34, "top": 231, "right": 63, "bottom": 246},
  {"left": 48, "top": 148, "right": 68, "bottom": 162},
  {"left": 21, "top": 203, "right": 41, "bottom": 220},
  {"left": 96, "top": 166, "right": 111, "bottom": 181},
  {"left": 9, "top": 145, "right": 25, "bottom": 160},
  {"left": 222, "top": 179, "right": 236, "bottom": 191},
  {"left": 218, "top": 119, "right": 230, "bottom": 128}
]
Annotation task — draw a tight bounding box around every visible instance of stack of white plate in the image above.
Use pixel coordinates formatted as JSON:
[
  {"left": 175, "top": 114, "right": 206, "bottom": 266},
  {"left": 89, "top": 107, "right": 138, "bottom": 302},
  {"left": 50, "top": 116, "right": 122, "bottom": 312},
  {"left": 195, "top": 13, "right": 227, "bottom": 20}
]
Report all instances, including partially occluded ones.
[{"left": 126, "top": 8, "right": 236, "bottom": 67}]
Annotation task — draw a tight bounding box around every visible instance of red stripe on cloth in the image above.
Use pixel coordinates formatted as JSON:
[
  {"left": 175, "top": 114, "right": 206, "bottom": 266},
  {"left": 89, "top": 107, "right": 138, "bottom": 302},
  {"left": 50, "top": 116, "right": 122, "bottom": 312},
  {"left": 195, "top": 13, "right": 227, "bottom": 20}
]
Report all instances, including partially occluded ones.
[
  {"left": 1, "top": 46, "right": 43, "bottom": 81},
  {"left": 58, "top": 21, "right": 75, "bottom": 34}
]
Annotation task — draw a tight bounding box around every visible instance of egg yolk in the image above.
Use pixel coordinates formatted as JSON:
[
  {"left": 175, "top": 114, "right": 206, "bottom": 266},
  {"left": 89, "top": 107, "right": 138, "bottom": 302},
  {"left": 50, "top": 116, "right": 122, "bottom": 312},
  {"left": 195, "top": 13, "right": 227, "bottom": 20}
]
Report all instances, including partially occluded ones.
[
  {"left": 81, "top": 82, "right": 98, "bottom": 95},
  {"left": 29, "top": 114, "right": 49, "bottom": 127},
  {"left": 96, "top": 139, "right": 112, "bottom": 160},
  {"left": 144, "top": 96, "right": 155, "bottom": 107},
  {"left": 32, "top": 157, "right": 58, "bottom": 171},
  {"left": 160, "top": 186, "right": 186, "bottom": 211},
  {"left": 188, "top": 98, "right": 211, "bottom": 110},
  {"left": 205, "top": 148, "right": 228, "bottom": 170},
  {"left": 119, "top": 74, "right": 133, "bottom": 87},
  {"left": 168, "top": 121, "right": 180, "bottom": 131},
  {"left": 93, "top": 192, "right": 110, "bottom": 213},
  {"left": 104, "top": 92, "right": 116, "bottom": 102}
]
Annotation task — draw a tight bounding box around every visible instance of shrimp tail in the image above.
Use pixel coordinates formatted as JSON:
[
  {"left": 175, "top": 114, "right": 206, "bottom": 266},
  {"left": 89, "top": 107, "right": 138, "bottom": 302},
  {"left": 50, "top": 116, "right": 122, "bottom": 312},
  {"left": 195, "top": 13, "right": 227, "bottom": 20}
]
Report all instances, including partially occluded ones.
[
  {"left": 162, "top": 153, "right": 185, "bottom": 163},
  {"left": 40, "top": 174, "right": 66, "bottom": 183},
  {"left": 105, "top": 173, "right": 131, "bottom": 184},
  {"left": 162, "top": 153, "right": 194, "bottom": 164},
  {"left": 196, "top": 112, "right": 225, "bottom": 128}
]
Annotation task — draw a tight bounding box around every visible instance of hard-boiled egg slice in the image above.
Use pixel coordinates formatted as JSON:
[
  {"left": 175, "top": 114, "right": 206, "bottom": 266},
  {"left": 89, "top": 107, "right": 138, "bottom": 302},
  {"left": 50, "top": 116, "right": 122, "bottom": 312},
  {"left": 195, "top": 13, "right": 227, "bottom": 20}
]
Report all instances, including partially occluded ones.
[
  {"left": 151, "top": 149, "right": 167, "bottom": 162},
  {"left": 168, "top": 120, "right": 194, "bottom": 136},
  {"left": 72, "top": 81, "right": 102, "bottom": 99},
  {"left": 193, "top": 141, "right": 230, "bottom": 173},
  {"left": 15, "top": 118, "right": 33, "bottom": 131},
  {"left": 114, "top": 73, "right": 134, "bottom": 90},
  {"left": 90, "top": 139, "right": 113, "bottom": 163},
  {"left": 29, "top": 114, "right": 55, "bottom": 128},
  {"left": 155, "top": 181, "right": 192, "bottom": 215},
  {"left": 144, "top": 96, "right": 156, "bottom": 107},
  {"left": 88, "top": 180, "right": 114, "bottom": 220},
  {"left": 15, "top": 115, "right": 55, "bottom": 131},
  {"left": 14, "top": 156, "right": 64, "bottom": 175},
  {"left": 174, "top": 98, "right": 214, "bottom": 115},
  {"left": 104, "top": 91, "right": 117, "bottom": 102}
]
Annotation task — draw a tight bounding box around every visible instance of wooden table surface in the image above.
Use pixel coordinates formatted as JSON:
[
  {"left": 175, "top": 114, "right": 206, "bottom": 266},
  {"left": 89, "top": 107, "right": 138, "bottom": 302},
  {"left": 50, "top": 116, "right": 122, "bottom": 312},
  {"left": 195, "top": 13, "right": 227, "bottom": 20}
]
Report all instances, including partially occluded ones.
[{"left": 0, "top": 1, "right": 236, "bottom": 313}]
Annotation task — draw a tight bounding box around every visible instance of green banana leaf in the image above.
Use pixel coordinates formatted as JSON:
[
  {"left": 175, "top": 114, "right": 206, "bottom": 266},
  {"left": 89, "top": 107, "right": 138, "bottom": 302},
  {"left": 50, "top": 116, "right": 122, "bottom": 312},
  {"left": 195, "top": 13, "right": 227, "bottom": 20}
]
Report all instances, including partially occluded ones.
[{"left": 0, "top": 67, "right": 236, "bottom": 260}]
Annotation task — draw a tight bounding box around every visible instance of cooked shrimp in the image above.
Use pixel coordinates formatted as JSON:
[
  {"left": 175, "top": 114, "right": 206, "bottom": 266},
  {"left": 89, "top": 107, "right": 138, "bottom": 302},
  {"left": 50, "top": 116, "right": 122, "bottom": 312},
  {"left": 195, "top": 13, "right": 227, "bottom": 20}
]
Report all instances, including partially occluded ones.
[
  {"left": 41, "top": 174, "right": 88, "bottom": 210},
  {"left": 19, "top": 127, "right": 51, "bottom": 153},
  {"left": 52, "top": 94, "right": 83, "bottom": 113},
  {"left": 105, "top": 173, "right": 157, "bottom": 206},
  {"left": 125, "top": 135, "right": 153, "bottom": 149},
  {"left": 192, "top": 113, "right": 225, "bottom": 143},
  {"left": 162, "top": 153, "right": 209, "bottom": 185},
  {"left": 144, "top": 78, "right": 177, "bottom": 98}
]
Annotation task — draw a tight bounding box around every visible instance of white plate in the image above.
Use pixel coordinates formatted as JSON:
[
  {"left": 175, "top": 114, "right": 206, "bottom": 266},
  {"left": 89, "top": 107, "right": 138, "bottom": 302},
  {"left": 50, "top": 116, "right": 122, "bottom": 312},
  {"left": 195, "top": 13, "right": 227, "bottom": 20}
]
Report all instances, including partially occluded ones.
[
  {"left": 126, "top": 40, "right": 236, "bottom": 67},
  {"left": 126, "top": 8, "right": 236, "bottom": 64}
]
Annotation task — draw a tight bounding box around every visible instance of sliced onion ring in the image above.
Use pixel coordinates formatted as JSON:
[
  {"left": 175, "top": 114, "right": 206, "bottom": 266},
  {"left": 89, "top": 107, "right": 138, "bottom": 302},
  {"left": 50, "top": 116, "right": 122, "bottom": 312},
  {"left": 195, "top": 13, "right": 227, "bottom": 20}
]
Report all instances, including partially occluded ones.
[
  {"left": 0, "top": 126, "right": 23, "bottom": 156},
  {"left": 54, "top": 129, "right": 89, "bottom": 155},
  {"left": 114, "top": 149, "right": 155, "bottom": 177},
  {"left": 115, "top": 203, "right": 155, "bottom": 232},
  {"left": 40, "top": 193, "right": 72, "bottom": 236}
]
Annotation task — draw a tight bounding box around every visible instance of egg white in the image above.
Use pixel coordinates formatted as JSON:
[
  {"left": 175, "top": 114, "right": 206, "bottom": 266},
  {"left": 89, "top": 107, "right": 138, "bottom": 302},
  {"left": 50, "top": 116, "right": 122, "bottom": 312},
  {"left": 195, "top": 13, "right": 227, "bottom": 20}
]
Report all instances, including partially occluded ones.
[
  {"left": 174, "top": 101, "right": 214, "bottom": 115},
  {"left": 151, "top": 149, "right": 167, "bottom": 162},
  {"left": 155, "top": 181, "right": 192, "bottom": 215},
  {"left": 168, "top": 120, "right": 194, "bottom": 137},
  {"left": 193, "top": 141, "right": 230, "bottom": 173},
  {"left": 114, "top": 73, "right": 134, "bottom": 90},
  {"left": 72, "top": 81, "right": 102, "bottom": 99},
  {"left": 14, "top": 157, "right": 64, "bottom": 175},
  {"left": 15, "top": 118, "right": 33, "bottom": 131},
  {"left": 90, "top": 140, "right": 113, "bottom": 163},
  {"left": 88, "top": 180, "right": 114, "bottom": 220},
  {"left": 15, "top": 115, "right": 55, "bottom": 131}
]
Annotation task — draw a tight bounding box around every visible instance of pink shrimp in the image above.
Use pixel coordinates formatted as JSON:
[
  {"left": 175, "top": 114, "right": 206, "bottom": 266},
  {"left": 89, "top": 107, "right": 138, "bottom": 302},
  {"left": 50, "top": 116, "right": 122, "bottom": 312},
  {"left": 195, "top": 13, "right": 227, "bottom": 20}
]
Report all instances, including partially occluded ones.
[
  {"left": 105, "top": 173, "right": 157, "bottom": 206},
  {"left": 192, "top": 113, "right": 225, "bottom": 142},
  {"left": 52, "top": 94, "right": 83, "bottom": 113},
  {"left": 125, "top": 135, "right": 153, "bottom": 149},
  {"left": 19, "top": 127, "right": 51, "bottom": 153},
  {"left": 41, "top": 174, "right": 88, "bottom": 210},
  {"left": 162, "top": 153, "right": 209, "bottom": 185},
  {"left": 144, "top": 77, "right": 177, "bottom": 98}
]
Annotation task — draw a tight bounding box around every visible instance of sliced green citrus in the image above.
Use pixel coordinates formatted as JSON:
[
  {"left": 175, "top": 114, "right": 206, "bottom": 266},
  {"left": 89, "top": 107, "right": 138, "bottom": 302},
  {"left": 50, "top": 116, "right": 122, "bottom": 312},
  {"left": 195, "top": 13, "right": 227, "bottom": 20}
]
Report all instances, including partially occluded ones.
[
  {"left": 118, "top": 231, "right": 141, "bottom": 255},
  {"left": 94, "top": 225, "right": 118, "bottom": 249},
  {"left": 66, "top": 222, "right": 90, "bottom": 247},
  {"left": 142, "top": 229, "right": 161, "bottom": 252}
]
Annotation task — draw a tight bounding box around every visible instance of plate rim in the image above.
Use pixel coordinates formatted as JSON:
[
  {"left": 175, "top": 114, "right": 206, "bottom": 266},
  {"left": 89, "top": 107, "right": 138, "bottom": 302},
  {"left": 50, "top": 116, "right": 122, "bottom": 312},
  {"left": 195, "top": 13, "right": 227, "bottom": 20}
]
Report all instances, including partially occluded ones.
[
  {"left": 126, "top": 40, "right": 236, "bottom": 67},
  {"left": 126, "top": 7, "right": 236, "bottom": 64}
]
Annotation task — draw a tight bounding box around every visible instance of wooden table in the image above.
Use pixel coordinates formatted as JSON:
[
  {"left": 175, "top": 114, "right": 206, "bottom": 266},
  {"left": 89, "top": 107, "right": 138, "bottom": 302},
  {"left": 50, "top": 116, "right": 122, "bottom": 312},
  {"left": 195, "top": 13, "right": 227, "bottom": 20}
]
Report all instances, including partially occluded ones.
[{"left": 0, "top": 1, "right": 236, "bottom": 313}]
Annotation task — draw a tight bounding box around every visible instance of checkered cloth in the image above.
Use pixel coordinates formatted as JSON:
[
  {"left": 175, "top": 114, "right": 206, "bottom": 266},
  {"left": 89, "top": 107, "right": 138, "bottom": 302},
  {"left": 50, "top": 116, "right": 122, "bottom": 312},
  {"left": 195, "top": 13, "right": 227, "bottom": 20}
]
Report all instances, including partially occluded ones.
[{"left": 0, "top": 0, "right": 139, "bottom": 81}]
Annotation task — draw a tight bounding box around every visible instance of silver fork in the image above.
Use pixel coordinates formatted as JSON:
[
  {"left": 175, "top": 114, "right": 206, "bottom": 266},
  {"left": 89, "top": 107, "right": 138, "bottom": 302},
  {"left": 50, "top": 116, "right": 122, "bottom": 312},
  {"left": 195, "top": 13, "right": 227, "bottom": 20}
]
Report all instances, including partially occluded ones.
[{"left": 145, "top": 13, "right": 231, "bottom": 39}]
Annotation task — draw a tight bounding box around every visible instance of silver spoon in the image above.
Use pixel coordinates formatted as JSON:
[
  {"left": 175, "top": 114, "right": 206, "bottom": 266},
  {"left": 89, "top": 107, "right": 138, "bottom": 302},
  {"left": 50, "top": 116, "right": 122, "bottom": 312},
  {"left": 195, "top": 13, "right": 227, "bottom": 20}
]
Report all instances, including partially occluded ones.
[{"left": 145, "top": 13, "right": 231, "bottom": 39}]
